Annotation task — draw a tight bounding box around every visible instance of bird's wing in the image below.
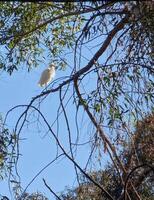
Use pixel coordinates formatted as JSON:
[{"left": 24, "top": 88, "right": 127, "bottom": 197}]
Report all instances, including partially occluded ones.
[
  {"left": 49, "top": 67, "right": 56, "bottom": 79},
  {"left": 38, "top": 69, "right": 50, "bottom": 87}
]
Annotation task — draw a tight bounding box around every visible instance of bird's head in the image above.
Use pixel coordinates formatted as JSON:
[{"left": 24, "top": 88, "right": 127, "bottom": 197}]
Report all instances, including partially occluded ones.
[{"left": 48, "top": 63, "right": 56, "bottom": 70}]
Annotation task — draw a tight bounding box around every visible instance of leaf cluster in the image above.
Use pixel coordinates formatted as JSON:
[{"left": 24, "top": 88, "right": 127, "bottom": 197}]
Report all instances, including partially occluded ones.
[
  {"left": 0, "top": 2, "right": 83, "bottom": 73},
  {"left": 0, "top": 117, "right": 16, "bottom": 179}
]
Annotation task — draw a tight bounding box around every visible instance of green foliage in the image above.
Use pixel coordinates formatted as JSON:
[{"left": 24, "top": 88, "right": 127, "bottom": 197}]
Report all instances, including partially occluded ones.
[
  {"left": 126, "top": 112, "right": 154, "bottom": 165},
  {"left": 94, "top": 103, "right": 101, "bottom": 113},
  {"left": 60, "top": 165, "right": 153, "bottom": 200},
  {"left": 17, "top": 192, "right": 48, "bottom": 200},
  {"left": 0, "top": 1, "right": 153, "bottom": 127},
  {"left": 60, "top": 113, "right": 154, "bottom": 200},
  {"left": 0, "top": 116, "right": 17, "bottom": 179},
  {"left": 0, "top": 1, "right": 153, "bottom": 199},
  {"left": 0, "top": 2, "right": 83, "bottom": 74}
]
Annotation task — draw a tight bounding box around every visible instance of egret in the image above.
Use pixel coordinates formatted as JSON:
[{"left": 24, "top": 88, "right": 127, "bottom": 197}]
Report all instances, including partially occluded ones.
[{"left": 38, "top": 63, "right": 56, "bottom": 87}]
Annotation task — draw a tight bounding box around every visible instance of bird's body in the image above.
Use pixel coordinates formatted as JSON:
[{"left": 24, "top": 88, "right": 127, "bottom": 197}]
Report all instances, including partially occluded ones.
[{"left": 38, "top": 64, "right": 55, "bottom": 87}]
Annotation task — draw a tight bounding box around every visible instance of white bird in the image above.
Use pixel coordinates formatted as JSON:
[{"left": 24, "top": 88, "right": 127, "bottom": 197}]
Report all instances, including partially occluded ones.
[{"left": 38, "top": 63, "right": 56, "bottom": 87}]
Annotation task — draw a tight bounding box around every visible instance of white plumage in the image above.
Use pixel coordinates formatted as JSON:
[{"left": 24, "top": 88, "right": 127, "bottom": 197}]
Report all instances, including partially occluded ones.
[{"left": 38, "top": 64, "right": 55, "bottom": 87}]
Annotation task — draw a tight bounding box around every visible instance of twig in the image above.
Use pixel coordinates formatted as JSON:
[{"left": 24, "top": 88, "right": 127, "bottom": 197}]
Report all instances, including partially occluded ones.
[
  {"left": 123, "top": 163, "right": 154, "bottom": 200},
  {"left": 43, "top": 178, "right": 62, "bottom": 200}
]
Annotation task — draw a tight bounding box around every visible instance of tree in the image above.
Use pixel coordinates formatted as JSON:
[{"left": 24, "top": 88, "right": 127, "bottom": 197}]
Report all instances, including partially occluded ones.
[
  {"left": 0, "top": 116, "right": 16, "bottom": 180},
  {"left": 0, "top": 1, "right": 154, "bottom": 200},
  {"left": 60, "top": 113, "right": 154, "bottom": 200}
]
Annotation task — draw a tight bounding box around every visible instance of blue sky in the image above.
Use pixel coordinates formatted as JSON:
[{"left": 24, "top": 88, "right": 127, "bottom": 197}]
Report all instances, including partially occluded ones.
[
  {"left": 0, "top": 2, "right": 153, "bottom": 199},
  {"left": 0, "top": 65, "right": 75, "bottom": 197},
  {"left": 0, "top": 53, "right": 109, "bottom": 199},
  {"left": 0, "top": 68, "right": 63, "bottom": 196},
  {"left": 0, "top": 15, "right": 119, "bottom": 198},
  {"left": 0, "top": 6, "right": 114, "bottom": 199}
]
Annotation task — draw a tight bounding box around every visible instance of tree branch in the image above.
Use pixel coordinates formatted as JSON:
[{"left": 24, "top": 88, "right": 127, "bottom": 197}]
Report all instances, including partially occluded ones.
[
  {"left": 10, "top": 104, "right": 115, "bottom": 200},
  {"left": 2, "top": 2, "right": 116, "bottom": 42},
  {"left": 123, "top": 164, "right": 154, "bottom": 200},
  {"left": 74, "top": 79, "right": 126, "bottom": 175},
  {"left": 43, "top": 178, "right": 62, "bottom": 200},
  {"left": 30, "top": 14, "right": 130, "bottom": 104}
]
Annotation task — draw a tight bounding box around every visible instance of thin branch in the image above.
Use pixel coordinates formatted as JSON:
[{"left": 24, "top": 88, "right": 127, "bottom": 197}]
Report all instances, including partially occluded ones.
[
  {"left": 59, "top": 88, "right": 80, "bottom": 185},
  {"left": 2, "top": 3, "right": 116, "bottom": 42},
  {"left": 74, "top": 79, "right": 126, "bottom": 174},
  {"left": 43, "top": 178, "right": 62, "bottom": 200},
  {"left": 9, "top": 104, "right": 115, "bottom": 200},
  {"left": 19, "top": 153, "right": 64, "bottom": 199},
  {"left": 29, "top": 14, "right": 130, "bottom": 103},
  {"left": 123, "top": 163, "right": 154, "bottom": 200}
]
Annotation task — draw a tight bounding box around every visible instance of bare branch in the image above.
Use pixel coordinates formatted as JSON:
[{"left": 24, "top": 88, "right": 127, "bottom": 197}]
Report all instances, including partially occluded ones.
[
  {"left": 30, "top": 14, "right": 130, "bottom": 103},
  {"left": 20, "top": 154, "right": 64, "bottom": 199},
  {"left": 74, "top": 78, "right": 126, "bottom": 174},
  {"left": 8, "top": 104, "right": 115, "bottom": 200},
  {"left": 123, "top": 164, "right": 154, "bottom": 200},
  {"left": 43, "top": 178, "right": 62, "bottom": 200}
]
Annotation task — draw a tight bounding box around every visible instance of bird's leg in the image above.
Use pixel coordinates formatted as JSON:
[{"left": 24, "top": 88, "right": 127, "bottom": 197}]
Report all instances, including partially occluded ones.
[{"left": 44, "top": 85, "right": 48, "bottom": 91}]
